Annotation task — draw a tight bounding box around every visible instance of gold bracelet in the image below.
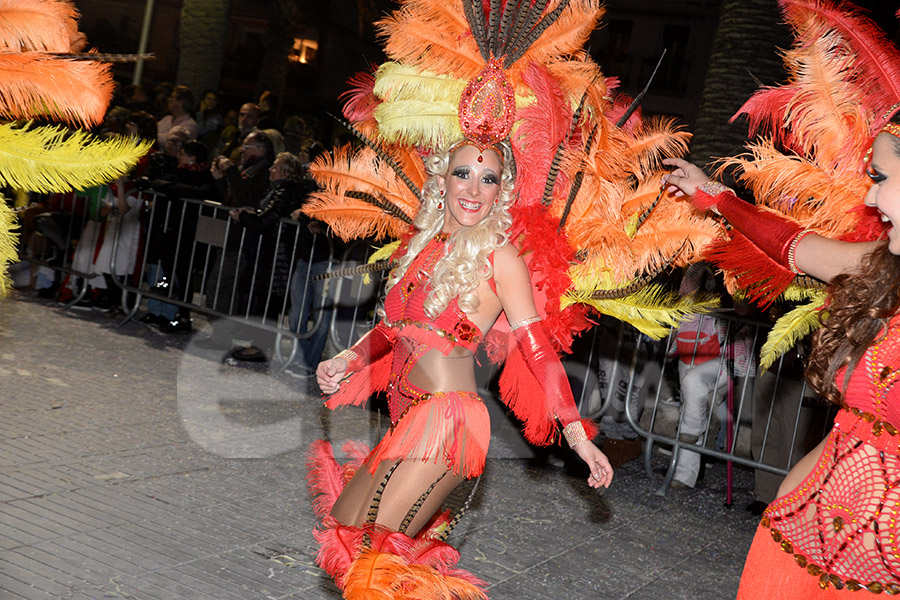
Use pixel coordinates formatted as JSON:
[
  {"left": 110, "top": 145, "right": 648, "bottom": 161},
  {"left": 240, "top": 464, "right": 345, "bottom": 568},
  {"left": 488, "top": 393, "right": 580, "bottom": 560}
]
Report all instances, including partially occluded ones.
[
  {"left": 334, "top": 349, "right": 359, "bottom": 365},
  {"left": 787, "top": 229, "right": 814, "bottom": 275},
  {"left": 563, "top": 421, "right": 588, "bottom": 448},
  {"left": 510, "top": 316, "right": 542, "bottom": 331}
]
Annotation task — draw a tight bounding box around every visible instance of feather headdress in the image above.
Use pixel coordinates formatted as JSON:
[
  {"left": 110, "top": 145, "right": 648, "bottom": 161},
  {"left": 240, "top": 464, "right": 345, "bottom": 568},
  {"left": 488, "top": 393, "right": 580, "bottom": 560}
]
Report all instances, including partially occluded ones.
[
  {"left": 0, "top": 0, "right": 152, "bottom": 298},
  {"left": 706, "top": 0, "right": 897, "bottom": 363},
  {"left": 307, "top": 0, "right": 720, "bottom": 341}
]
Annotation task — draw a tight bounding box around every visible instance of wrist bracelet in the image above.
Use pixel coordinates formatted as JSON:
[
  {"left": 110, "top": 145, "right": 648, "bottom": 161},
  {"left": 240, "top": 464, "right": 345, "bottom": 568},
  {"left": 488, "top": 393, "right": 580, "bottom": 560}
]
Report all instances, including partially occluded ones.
[
  {"left": 563, "top": 421, "right": 588, "bottom": 448},
  {"left": 510, "top": 315, "right": 542, "bottom": 331},
  {"left": 696, "top": 181, "right": 732, "bottom": 197},
  {"left": 787, "top": 229, "right": 814, "bottom": 275},
  {"left": 334, "top": 349, "right": 359, "bottom": 366}
]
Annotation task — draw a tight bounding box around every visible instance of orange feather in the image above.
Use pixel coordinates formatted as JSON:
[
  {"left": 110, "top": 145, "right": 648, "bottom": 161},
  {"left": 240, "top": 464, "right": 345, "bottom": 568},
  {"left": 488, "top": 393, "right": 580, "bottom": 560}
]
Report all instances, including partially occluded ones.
[
  {"left": 0, "top": 53, "right": 112, "bottom": 126},
  {"left": 378, "top": 0, "right": 484, "bottom": 80},
  {"left": 0, "top": 0, "right": 78, "bottom": 52}
]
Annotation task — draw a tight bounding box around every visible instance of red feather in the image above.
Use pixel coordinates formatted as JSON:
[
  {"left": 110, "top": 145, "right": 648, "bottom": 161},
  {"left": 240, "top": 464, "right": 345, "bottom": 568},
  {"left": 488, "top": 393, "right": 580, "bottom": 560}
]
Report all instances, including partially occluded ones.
[
  {"left": 306, "top": 440, "right": 348, "bottom": 517},
  {"left": 341, "top": 67, "right": 380, "bottom": 124},
  {"left": 513, "top": 62, "right": 573, "bottom": 207},
  {"left": 782, "top": 0, "right": 900, "bottom": 124},
  {"left": 732, "top": 85, "right": 798, "bottom": 145},
  {"left": 313, "top": 517, "right": 366, "bottom": 583}
]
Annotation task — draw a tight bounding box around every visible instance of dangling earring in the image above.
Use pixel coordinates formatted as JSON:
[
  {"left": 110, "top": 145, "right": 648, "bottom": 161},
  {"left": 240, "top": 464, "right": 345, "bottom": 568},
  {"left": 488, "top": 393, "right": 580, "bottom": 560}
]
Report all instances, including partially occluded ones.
[{"left": 437, "top": 189, "right": 445, "bottom": 210}]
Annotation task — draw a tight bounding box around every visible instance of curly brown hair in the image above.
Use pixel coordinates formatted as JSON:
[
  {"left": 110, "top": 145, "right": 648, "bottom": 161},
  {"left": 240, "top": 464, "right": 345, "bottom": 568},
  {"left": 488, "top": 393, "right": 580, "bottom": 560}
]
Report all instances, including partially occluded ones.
[{"left": 806, "top": 242, "right": 900, "bottom": 403}]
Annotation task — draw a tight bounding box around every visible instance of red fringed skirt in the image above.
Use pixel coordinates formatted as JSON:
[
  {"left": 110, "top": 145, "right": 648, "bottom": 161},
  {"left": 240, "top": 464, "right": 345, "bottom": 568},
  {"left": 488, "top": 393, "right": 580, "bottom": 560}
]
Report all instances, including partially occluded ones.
[{"left": 364, "top": 389, "right": 491, "bottom": 479}]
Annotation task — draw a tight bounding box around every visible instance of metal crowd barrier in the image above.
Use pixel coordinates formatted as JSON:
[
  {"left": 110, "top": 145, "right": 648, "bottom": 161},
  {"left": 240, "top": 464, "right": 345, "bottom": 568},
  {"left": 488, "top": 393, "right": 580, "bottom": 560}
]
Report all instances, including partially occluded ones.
[
  {"left": 20, "top": 191, "right": 105, "bottom": 308},
  {"left": 21, "top": 191, "right": 830, "bottom": 497},
  {"left": 22, "top": 189, "right": 383, "bottom": 371},
  {"left": 599, "top": 312, "right": 835, "bottom": 502}
]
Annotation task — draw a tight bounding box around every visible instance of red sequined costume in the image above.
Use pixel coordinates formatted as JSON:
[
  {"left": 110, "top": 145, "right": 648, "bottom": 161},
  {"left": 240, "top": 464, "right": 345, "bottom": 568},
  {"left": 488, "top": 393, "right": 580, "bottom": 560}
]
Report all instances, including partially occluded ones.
[
  {"left": 738, "top": 316, "right": 900, "bottom": 596},
  {"left": 324, "top": 234, "right": 593, "bottom": 479}
]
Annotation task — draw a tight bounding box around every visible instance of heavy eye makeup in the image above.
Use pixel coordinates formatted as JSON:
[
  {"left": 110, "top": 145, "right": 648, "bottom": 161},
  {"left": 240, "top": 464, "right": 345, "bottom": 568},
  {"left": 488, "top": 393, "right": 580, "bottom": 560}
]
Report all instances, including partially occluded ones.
[{"left": 867, "top": 164, "right": 886, "bottom": 184}]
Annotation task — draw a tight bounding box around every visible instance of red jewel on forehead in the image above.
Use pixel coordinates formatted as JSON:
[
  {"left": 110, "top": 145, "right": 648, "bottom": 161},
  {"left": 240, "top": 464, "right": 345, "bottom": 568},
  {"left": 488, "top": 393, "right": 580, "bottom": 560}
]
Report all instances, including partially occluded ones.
[{"left": 477, "top": 153, "right": 484, "bottom": 163}]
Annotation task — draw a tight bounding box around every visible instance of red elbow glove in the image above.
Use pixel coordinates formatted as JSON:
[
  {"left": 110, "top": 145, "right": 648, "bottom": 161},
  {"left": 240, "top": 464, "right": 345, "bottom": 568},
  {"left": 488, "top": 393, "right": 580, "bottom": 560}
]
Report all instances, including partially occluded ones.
[
  {"left": 335, "top": 322, "right": 396, "bottom": 373},
  {"left": 693, "top": 183, "right": 811, "bottom": 274},
  {"left": 512, "top": 320, "right": 596, "bottom": 448}
]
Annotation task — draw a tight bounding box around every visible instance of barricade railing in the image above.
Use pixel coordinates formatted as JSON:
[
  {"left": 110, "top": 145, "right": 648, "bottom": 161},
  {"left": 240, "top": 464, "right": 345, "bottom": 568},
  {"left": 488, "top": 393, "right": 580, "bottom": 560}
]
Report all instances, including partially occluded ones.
[
  {"left": 22, "top": 193, "right": 830, "bottom": 496},
  {"left": 23, "top": 189, "right": 383, "bottom": 371},
  {"left": 21, "top": 191, "right": 106, "bottom": 307},
  {"left": 610, "top": 311, "right": 835, "bottom": 502}
]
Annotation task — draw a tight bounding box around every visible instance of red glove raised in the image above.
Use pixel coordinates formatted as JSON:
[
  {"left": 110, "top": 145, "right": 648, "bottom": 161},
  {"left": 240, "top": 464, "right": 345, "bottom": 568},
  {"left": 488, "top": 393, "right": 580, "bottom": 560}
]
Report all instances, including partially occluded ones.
[{"left": 693, "top": 182, "right": 811, "bottom": 274}]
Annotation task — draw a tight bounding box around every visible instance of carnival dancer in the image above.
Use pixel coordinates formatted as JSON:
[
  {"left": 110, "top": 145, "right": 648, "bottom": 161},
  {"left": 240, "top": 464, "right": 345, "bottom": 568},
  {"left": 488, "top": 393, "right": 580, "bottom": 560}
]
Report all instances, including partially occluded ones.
[
  {"left": 664, "top": 112, "right": 900, "bottom": 597},
  {"left": 661, "top": 0, "right": 900, "bottom": 594},
  {"left": 302, "top": 1, "right": 719, "bottom": 597}
]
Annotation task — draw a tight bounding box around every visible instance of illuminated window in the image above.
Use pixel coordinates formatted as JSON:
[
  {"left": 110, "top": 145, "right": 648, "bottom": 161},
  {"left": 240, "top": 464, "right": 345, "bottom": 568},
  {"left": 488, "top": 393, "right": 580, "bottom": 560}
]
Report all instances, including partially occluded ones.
[{"left": 290, "top": 38, "right": 318, "bottom": 64}]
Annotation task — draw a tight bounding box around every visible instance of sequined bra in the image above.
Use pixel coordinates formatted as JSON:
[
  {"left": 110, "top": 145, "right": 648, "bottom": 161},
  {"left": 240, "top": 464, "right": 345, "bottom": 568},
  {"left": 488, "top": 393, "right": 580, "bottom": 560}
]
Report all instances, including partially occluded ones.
[{"left": 382, "top": 235, "right": 484, "bottom": 354}]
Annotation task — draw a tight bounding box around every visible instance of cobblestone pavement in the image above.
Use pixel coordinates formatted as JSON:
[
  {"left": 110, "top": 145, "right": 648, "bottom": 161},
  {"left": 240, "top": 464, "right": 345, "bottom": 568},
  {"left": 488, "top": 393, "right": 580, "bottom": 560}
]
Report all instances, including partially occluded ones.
[{"left": 1, "top": 292, "right": 761, "bottom": 599}]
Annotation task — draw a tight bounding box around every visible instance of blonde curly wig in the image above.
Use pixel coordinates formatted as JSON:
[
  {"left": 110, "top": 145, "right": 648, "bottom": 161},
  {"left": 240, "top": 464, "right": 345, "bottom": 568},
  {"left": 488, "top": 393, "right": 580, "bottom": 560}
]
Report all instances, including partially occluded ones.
[{"left": 385, "top": 142, "right": 516, "bottom": 318}]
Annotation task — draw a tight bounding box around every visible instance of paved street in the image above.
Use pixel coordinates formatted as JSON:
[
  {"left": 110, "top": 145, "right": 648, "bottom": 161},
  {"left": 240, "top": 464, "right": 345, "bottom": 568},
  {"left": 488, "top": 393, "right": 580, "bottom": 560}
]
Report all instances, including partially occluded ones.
[{"left": 1, "top": 292, "right": 761, "bottom": 599}]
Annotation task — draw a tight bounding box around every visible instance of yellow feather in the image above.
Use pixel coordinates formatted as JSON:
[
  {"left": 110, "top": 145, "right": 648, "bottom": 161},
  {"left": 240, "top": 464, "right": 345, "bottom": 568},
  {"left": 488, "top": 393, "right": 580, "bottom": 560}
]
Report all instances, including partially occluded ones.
[
  {"left": 759, "top": 292, "right": 826, "bottom": 371},
  {"left": 563, "top": 270, "right": 720, "bottom": 339},
  {"left": 374, "top": 62, "right": 465, "bottom": 103},
  {"left": 0, "top": 123, "right": 152, "bottom": 193},
  {"left": 0, "top": 196, "right": 19, "bottom": 298},
  {"left": 363, "top": 239, "right": 401, "bottom": 284},
  {"left": 780, "top": 282, "right": 825, "bottom": 302},
  {"left": 374, "top": 99, "right": 461, "bottom": 148}
]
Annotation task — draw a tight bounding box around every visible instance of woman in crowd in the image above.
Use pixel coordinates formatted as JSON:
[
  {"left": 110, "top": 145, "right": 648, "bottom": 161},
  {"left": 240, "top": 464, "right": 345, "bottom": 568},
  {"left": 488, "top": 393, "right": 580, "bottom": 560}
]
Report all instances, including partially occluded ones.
[{"left": 662, "top": 110, "right": 900, "bottom": 595}]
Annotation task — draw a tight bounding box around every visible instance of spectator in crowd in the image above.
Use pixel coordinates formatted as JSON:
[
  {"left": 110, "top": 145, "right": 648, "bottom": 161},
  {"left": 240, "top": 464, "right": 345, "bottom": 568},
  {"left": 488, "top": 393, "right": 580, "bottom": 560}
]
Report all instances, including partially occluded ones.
[
  {"left": 142, "top": 140, "right": 215, "bottom": 333},
  {"left": 123, "top": 82, "right": 154, "bottom": 114},
  {"left": 157, "top": 85, "right": 198, "bottom": 147},
  {"left": 224, "top": 152, "right": 310, "bottom": 361},
  {"left": 257, "top": 90, "right": 279, "bottom": 130},
  {"left": 210, "top": 130, "right": 273, "bottom": 207},
  {"left": 152, "top": 82, "right": 174, "bottom": 119},
  {"left": 143, "top": 125, "right": 190, "bottom": 184},
  {"left": 218, "top": 102, "right": 260, "bottom": 162},
  {"left": 670, "top": 263, "right": 756, "bottom": 489},
  {"left": 198, "top": 131, "right": 277, "bottom": 348},
  {"left": 195, "top": 89, "right": 224, "bottom": 149}
]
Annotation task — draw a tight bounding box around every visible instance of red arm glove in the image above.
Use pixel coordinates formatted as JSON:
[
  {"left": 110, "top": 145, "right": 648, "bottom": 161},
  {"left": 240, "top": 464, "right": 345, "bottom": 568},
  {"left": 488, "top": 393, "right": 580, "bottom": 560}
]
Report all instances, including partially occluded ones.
[
  {"left": 693, "top": 182, "right": 812, "bottom": 274},
  {"left": 512, "top": 319, "right": 597, "bottom": 448},
  {"left": 334, "top": 322, "right": 396, "bottom": 373}
]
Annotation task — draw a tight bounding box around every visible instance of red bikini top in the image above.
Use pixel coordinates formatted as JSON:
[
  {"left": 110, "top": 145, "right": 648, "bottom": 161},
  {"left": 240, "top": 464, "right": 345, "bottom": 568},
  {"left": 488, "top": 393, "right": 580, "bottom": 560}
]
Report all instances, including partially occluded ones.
[{"left": 382, "top": 235, "right": 484, "bottom": 354}]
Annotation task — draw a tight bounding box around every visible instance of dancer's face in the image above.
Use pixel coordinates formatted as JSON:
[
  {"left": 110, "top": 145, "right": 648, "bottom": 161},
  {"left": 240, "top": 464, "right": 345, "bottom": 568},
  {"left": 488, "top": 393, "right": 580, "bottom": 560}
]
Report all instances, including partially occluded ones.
[
  {"left": 439, "top": 145, "right": 502, "bottom": 234},
  {"left": 864, "top": 133, "right": 900, "bottom": 254}
]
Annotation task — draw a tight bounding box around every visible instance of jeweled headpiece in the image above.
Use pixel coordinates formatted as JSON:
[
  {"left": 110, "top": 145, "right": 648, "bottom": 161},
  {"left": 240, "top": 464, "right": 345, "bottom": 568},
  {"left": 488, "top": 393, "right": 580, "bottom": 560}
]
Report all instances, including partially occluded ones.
[{"left": 457, "top": 57, "right": 515, "bottom": 151}]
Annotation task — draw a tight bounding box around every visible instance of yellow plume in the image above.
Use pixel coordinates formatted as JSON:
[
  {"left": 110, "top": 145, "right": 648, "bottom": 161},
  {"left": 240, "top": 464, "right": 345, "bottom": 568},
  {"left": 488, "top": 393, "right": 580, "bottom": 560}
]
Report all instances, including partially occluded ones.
[
  {"left": 374, "top": 99, "right": 461, "bottom": 148},
  {"left": 363, "top": 239, "right": 401, "bottom": 284},
  {"left": 374, "top": 62, "right": 464, "bottom": 103},
  {"left": 0, "top": 123, "right": 152, "bottom": 193},
  {"left": 563, "top": 271, "right": 720, "bottom": 339},
  {"left": 759, "top": 292, "right": 826, "bottom": 371},
  {"left": 0, "top": 196, "right": 19, "bottom": 298}
]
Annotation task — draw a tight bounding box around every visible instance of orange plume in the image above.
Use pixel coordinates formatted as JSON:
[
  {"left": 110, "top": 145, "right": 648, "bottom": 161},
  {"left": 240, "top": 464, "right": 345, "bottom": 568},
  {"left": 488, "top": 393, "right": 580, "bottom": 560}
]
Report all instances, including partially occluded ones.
[
  {"left": 0, "top": 0, "right": 79, "bottom": 52},
  {"left": 0, "top": 53, "right": 112, "bottom": 126}
]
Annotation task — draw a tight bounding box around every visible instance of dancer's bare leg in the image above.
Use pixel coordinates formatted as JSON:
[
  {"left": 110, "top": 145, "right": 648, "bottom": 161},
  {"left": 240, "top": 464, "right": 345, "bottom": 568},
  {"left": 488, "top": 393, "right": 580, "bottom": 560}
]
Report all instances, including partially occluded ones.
[{"left": 331, "top": 459, "right": 466, "bottom": 537}]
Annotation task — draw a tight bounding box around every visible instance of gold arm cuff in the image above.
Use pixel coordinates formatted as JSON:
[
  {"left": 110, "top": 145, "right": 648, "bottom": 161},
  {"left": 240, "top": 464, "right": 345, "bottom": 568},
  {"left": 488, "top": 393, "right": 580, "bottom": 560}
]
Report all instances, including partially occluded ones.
[{"left": 563, "top": 421, "right": 588, "bottom": 448}]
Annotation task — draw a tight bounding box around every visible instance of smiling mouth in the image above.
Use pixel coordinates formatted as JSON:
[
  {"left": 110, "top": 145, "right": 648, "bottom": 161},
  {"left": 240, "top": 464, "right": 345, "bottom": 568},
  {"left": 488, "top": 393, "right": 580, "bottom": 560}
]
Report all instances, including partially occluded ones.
[{"left": 458, "top": 199, "right": 483, "bottom": 212}]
